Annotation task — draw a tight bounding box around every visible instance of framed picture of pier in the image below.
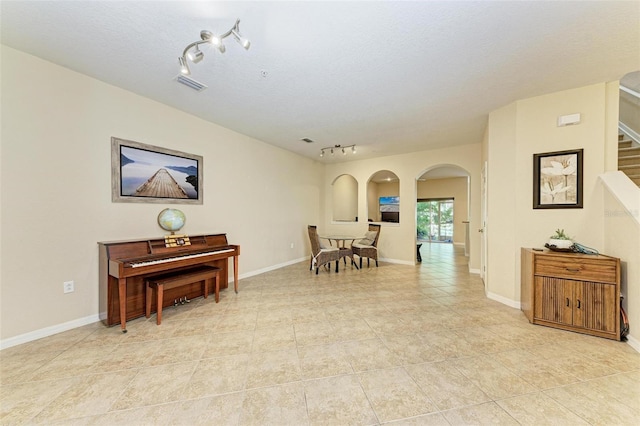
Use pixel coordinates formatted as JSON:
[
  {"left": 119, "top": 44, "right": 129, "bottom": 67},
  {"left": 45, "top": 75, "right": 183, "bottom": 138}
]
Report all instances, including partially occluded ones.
[
  {"left": 111, "top": 137, "right": 203, "bottom": 204},
  {"left": 533, "top": 148, "right": 583, "bottom": 209}
]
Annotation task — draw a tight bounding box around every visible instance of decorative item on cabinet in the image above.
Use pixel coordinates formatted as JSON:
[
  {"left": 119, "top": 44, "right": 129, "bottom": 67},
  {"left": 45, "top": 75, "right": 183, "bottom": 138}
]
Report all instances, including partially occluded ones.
[{"left": 521, "top": 248, "right": 621, "bottom": 341}]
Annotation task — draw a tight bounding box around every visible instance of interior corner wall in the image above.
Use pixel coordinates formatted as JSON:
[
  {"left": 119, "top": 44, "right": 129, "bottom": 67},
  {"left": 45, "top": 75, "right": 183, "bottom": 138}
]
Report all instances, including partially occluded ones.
[
  {"left": 486, "top": 82, "right": 615, "bottom": 306},
  {"left": 602, "top": 190, "right": 640, "bottom": 348},
  {"left": 486, "top": 102, "right": 518, "bottom": 303},
  {"left": 0, "top": 46, "right": 323, "bottom": 341}
]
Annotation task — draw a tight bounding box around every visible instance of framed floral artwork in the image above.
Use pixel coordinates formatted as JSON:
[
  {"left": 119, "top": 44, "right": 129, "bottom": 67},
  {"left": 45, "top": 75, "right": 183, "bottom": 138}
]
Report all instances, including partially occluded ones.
[{"left": 533, "top": 149, "right": 583, "bottom": 209}]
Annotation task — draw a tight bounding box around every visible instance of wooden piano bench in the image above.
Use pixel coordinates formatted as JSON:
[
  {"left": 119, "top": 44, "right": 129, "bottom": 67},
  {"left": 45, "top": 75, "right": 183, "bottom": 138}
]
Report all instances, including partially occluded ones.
[{"left": 145, "top": 266, "right": 220, "bottom": 325}]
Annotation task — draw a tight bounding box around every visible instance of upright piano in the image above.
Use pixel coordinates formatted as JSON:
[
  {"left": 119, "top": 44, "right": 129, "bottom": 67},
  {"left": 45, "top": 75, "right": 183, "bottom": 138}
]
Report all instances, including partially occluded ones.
[{"left": 98, "top": 233, "right": 240, "bottom": 331}]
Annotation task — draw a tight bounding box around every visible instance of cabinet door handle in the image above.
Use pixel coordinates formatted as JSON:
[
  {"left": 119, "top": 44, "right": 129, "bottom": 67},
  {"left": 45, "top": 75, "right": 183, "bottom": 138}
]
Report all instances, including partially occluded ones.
[
  {"left": 566, "top": 298, "right": 570, "bottom": 307},
  {"left": 577, "top": 299, "right": 581, "bottom": 309},
  {"left": 566, "top": 268, "right": 580, "bottom": 272}
]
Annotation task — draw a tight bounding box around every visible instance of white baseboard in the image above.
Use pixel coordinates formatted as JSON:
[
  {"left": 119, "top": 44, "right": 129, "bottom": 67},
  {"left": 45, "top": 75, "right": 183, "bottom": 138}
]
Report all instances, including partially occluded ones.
[
  {"left": 625, "top": 333, "right": 640, "bottom": 353},
  {"left": 1, "top": 314, "right": 100, "bottom": 351},
  {"left": 486, "top": 291, "right": 521, "bottom": 309},
  {"left": 468, "top": 268, "right": 481, "bottom": 274},
  {"left": 238, "top": 257, "right": 307, "bottom": 280}
]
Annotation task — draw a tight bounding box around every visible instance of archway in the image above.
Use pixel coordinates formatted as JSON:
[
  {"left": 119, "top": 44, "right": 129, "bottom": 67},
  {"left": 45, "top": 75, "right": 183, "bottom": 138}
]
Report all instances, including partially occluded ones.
[{"left": 416, "top": 165, "right": 471, "bottom": 261}]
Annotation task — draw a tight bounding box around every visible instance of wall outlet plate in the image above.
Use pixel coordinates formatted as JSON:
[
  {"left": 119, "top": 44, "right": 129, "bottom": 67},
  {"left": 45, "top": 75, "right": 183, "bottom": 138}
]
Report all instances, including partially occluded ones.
[{"left": 63, "top": 281, "right": 74, "bottom": 293}]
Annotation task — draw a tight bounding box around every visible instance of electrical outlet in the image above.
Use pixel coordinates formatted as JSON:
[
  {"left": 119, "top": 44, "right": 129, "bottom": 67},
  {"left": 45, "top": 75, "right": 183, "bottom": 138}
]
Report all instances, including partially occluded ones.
[
  {"left": 290, "top": 243, "right": 294, "bottom": 249},
  {"left": 63, "top": 280, "right": 74, "bottom": 294}
]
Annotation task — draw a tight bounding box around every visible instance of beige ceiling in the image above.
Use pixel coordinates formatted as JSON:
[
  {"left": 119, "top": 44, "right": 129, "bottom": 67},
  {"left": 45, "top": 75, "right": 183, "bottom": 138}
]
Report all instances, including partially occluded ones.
[{"left": 1, "top": 1, "right": 638, "bottom": 163}]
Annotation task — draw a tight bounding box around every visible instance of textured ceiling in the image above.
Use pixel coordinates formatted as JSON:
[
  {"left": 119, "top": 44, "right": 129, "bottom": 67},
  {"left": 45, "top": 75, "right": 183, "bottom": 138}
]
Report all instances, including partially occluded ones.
[{"left": 1, "top": 1, "right": 639, "bottom": 163}]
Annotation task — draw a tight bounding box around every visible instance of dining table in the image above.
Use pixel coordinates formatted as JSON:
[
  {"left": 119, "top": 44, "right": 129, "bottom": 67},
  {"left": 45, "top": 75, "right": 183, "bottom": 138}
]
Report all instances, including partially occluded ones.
[{"left": 319, "top": 235, "right": 363, "bottom": 270}]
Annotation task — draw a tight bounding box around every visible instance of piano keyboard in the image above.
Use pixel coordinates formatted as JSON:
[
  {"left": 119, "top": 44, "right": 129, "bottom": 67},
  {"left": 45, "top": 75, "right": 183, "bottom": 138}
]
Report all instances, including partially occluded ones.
[{"left": 130, "top": 248, "right": 235, "bottom": 268}]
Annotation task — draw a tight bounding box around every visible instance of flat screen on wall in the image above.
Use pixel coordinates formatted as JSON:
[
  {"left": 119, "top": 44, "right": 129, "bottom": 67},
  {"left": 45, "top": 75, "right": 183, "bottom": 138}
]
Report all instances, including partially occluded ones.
[{"left": 111, "top": 137, "right": 203, "bottom": 204}]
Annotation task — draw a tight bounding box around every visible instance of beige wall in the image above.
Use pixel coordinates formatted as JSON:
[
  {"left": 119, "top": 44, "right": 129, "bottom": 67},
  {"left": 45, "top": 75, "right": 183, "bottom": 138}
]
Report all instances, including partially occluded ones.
[
  {"left": 417, "top": 177, "right": 469, "bottom": 245},
  {"left": 323, "top": 144, "right": 482, "bottom": 269},
  {"left": 485, "top": 82, "right": 620, "bottom": 306},
  {"left": 0, "top": 46, "right": 323, "bottom": 341}
]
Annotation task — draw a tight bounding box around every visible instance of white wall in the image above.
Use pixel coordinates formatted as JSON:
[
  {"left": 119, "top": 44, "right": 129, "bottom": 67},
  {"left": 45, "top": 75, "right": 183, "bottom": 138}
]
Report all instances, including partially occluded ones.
[
  {"left": 323, "top": 144, "right": 482, "bottom": 269},
  {"left": 0, "top": 46, "right": 323, "bottom": 341},
  {"left": 485, "top": 82, "right": 620, "bottom": 306}
]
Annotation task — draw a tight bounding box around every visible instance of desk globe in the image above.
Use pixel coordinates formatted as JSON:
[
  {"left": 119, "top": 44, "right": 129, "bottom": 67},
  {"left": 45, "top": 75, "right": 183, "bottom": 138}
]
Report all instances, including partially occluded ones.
[{"left": 158, "top": 208, "right": 186, "bottom": 234}]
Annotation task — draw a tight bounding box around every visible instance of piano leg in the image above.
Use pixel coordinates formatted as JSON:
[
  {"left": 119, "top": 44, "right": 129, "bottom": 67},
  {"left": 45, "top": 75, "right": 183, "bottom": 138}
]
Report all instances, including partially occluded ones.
[
  {"left": 118, "top": 278, "right": 128, "bottom": 333},
  {"left": 233, "top": 255, "right": 239, "bottom": 294}
]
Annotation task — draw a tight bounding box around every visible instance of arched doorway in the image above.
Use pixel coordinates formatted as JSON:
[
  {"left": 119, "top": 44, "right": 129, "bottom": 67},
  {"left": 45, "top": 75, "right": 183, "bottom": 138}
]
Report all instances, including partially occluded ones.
[{"left": 416, "top": 165, "right": 471, "bottom": 261}]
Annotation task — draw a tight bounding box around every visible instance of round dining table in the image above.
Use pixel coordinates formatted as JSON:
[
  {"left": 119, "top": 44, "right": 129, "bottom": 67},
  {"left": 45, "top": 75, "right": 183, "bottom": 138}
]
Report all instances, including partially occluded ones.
[{"left": 319, "top": 235, "right": 362, "bottom": 270}]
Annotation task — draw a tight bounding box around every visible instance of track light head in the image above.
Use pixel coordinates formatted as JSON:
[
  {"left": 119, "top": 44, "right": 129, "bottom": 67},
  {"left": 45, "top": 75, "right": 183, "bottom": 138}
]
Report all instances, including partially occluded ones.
[
  {"left": 231, "top": 20, "right": 251, "bottom": 50},
  {"left": 205, "top": 31, "right": 226, "bottom": 53},
  {"left": 178, "top": 56, "right": 190, "bottom": 75},
  {"left": 187, "top": 47, "right": 204, "bottom": 63}
]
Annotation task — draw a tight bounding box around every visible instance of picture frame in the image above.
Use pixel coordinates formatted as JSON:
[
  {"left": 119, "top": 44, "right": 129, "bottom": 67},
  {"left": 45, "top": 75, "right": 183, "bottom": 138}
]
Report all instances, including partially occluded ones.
[
  {"left": 533, "top": 149, "right": 583, "bottom": 209},
  {"left": 111, "top": 137, "right": 203, "bottom": 204}
]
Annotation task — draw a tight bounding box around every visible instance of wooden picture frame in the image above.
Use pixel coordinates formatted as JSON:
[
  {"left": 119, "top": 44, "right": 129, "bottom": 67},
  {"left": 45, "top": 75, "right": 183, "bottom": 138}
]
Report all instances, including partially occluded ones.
[
  {"left": 111, "top": 137, "right": 203, "bottom": 204},
  {"left": 533, "top": 149, "right": 583, "bottom": 209}
]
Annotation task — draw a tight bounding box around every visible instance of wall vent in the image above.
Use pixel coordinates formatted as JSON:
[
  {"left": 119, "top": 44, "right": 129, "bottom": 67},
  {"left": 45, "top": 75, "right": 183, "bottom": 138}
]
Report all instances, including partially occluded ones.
[
  {"left": 301, "top": 138, "right": 314, "bottom": 143},
  {"left": 175, "top": 75, "right": 208, "bottom": 92}
]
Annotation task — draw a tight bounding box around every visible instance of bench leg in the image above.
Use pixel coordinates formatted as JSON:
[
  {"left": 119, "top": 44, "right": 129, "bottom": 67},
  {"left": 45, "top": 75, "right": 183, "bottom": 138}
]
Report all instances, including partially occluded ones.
[
  {"left": 203, "top": 278, "right": 209, "bottom": 299},
  {"left": 214, "top": 274, "right": 219, "bottom": 303},
  {"left": 145, "top": 282, "right": 152, "bottom": 319},
  {"left": 156, "top": 284, "right": 164, "bottom": 325}
]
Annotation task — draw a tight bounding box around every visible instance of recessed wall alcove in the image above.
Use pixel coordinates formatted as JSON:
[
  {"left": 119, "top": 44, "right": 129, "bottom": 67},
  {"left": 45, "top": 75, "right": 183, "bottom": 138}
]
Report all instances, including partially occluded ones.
[
  {"left": 332, "top": 174, "right": 358, "bottom": 222},
  {"left": 367, "top": 170, "right": 400, "bottom": 223}
]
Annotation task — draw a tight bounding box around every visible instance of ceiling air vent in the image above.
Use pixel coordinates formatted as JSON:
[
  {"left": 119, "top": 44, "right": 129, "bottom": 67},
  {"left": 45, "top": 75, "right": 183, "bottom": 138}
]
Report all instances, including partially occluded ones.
[
  {"left": 301, "top": 138, "right": 314, "bottom": 143},
  {"left": 175, "top": 75, "right": 208, "bottom": 92}
]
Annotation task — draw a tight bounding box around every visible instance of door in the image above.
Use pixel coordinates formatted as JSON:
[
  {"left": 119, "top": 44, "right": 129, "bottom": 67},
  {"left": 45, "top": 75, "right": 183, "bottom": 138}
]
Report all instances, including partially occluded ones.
[
  {"left": 534, "top": 276, "right": 573, "bottom": 326},
  {"left": 574, "top": 282, "right": 616, "bottom": 333},
  {"left": 480, "top": 162, "right": 487, "bottom": 283}
]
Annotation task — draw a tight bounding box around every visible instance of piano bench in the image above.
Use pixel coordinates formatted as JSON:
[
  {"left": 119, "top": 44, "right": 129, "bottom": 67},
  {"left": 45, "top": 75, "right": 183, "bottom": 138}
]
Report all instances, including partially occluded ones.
[{"left": 145, "top": 266, "right": 220, "bottom": 325}]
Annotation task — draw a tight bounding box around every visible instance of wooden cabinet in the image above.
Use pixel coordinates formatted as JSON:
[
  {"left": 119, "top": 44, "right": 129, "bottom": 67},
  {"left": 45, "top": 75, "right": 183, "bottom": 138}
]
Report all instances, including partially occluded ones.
[{"left": 521, "top": 248, "right": 620, "bottom": 340}]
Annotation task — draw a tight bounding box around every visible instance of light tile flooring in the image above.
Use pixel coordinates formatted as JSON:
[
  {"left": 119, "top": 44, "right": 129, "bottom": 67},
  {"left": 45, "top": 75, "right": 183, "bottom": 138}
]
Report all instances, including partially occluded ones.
[{"left": 2, "top": 244, "right": 639, "bottom": 425}]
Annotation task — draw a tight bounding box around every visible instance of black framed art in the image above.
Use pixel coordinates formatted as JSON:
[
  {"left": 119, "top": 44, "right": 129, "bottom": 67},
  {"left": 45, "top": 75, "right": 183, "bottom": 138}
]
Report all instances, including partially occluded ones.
[{"left": 533, "top": 149, "right": 583, "bottom": 209}]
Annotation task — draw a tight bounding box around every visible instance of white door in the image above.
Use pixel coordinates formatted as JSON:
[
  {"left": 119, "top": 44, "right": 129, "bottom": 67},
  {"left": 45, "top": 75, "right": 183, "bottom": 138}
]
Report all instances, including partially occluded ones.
[{"left": 480, "top": 161, "right": 488, "bottom": 287}]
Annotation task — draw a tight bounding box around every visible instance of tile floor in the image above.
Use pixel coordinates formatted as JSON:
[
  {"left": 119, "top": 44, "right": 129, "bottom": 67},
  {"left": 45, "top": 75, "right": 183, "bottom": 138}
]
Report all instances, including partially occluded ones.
[{"left": 1, "top": 244, "right": 639, "bottom": 425}]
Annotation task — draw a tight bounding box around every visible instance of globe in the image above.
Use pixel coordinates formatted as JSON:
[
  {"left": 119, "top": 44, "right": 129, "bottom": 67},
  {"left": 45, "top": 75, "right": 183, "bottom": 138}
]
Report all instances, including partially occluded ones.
[{"left": 157, "top": 208, "right": 186, "bottom": 234}]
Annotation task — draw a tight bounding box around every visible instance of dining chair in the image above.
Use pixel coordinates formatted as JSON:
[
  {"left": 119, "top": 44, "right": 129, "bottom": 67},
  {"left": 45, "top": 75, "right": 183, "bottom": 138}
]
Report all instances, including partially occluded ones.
[
  {"left": 307, "top": 225, "right": 340, "bottom": 274},
  {"left": 352, "top": 223, "right": 381, "bottom": 268}
]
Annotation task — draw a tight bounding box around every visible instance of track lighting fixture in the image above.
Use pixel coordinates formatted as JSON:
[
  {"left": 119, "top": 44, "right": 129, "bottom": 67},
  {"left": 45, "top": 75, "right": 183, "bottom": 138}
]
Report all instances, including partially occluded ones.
[
  {"left": 177, "top": 19, "right": 250, "bottom": 76},
  {"left": 319, "top": 144, "right": 357, "bottom": 158}
]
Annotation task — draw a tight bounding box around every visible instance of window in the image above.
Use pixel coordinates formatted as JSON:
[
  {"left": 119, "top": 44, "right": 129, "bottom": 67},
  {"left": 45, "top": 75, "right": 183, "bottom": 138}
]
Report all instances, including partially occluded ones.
[{"left": 417, "top": 198, "right": 454, "bottom": 242}]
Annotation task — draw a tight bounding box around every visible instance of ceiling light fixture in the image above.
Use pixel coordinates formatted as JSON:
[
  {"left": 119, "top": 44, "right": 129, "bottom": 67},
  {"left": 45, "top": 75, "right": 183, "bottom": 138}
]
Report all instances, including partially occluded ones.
[
  {"left": 177, "top": 18, "right": 250, "bottom": 76},
  {"left": 319, "top": 144, "right": 357, "bottom": 158}
]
